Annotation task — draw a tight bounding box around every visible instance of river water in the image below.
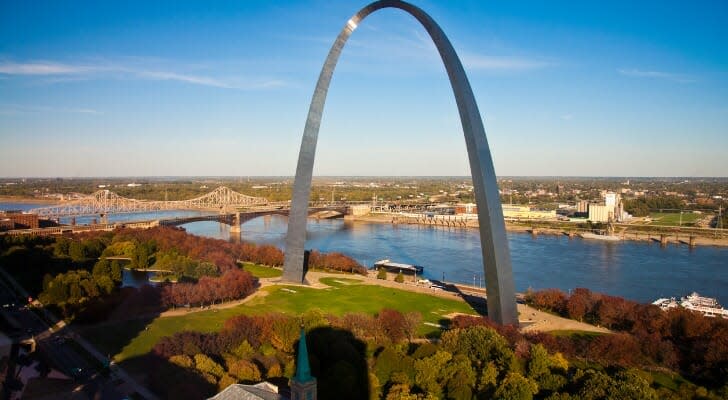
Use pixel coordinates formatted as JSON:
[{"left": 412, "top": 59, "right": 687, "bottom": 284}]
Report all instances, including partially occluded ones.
[
  {"left": 2, "top": 202, "right": 726, "bottom": 304},
  {"left": 181, "top": 215, "right": 727, "bottom": 305}
]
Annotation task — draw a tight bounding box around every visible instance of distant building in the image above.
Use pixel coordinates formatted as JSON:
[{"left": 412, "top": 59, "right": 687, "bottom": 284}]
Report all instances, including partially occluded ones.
[
  {"left": 0, "top": 219, "right": 13, "bottom": 231},
  {"left": 588, "top": 204, "right": 612, "bottom": 223},
  {"left": 576, "top": 200, "right": 589, "bottom": 213},
  {"left": 0, "top": 211, "right": 39, "bottom": 229},
  {"left": 454, "top": 203, "right": 477, "bottom": 215},
  {"left": 349, "top": 205, "right": 371, "bottom": 216},
  {"left": 502, "top": 205, "right": 557, "bottom": 220}
]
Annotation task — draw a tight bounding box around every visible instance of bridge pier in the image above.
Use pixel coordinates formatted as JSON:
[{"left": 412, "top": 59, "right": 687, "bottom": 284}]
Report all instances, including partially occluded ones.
[{"left": 230, "top": 212, "right": 241, "bottom": 233}]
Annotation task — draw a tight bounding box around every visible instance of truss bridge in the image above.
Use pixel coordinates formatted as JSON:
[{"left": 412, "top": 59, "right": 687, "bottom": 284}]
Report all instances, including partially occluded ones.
[
  {"left": 29, "top": 186, "right": 268, "bottom": 218},
  {"left": 159, "top": 205, "right": 349, "bottom": 229}
]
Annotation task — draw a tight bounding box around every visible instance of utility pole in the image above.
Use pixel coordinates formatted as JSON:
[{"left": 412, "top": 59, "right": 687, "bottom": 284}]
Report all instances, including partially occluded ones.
[{"left": 717, "top": 205, "right": 723, "bottom": 238}]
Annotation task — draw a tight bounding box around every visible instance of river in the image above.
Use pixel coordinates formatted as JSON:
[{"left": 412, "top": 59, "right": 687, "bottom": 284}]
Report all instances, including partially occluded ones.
[
  {"left": 2, "top": 203, "right": 726, "bottom": 305},
  {"left": 181, "top": 215, "right": 727, "bottom": 305}
]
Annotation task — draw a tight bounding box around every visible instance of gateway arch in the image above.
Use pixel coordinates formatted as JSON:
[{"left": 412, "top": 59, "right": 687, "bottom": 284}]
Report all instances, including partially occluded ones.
[{"left": 283, "top": 0, "right": 518, "bottom": 325}]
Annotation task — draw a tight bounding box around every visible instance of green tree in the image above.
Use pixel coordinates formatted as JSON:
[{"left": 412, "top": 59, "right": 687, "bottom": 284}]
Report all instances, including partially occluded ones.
[
  {"left": 395, "top": 271, "right": 405, "bottom": 283},
  {"left": 441, "top": 326, "right": 515, "bottom": 373},
  {"left": 414, "top": 350, "right": 452, "bottom": 398},
  {"left": 92, "top": 258, "right": 111, "bottom": 279},
  {"left": 478, "top": 361, "right": 499, "bottom": 395},
  {"left": 132, "top": 241, "right": 155, "bottom": 269},
  {"left": 377, "top": 267, "right": 387, "bottom": 280},
  {"left": 110, "top": 259, "right": 122, "bottom": 282},
  {"left": 194, "top": 354, "right": 225, "bottom": 378},
  {"left": 443, "top": 354, "right": 476, "bottom": 400},
  {"left": 68, "top": 241, "right": 87, "bottom": 261},
  {"left": 493, "top": 372, "right": 538, "bottom": 400},
  {"left": 95, "top": 275, "right": 114, "bottom": 294}
]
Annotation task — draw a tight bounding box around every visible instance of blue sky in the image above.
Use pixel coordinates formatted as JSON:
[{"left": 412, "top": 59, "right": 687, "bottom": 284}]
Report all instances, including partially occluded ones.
[{"left": 1, "top": 0, "right": 726, "bottom": 177}]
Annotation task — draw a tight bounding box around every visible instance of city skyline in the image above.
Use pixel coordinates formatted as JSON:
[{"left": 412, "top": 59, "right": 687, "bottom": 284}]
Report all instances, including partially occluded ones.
[{"left": 2, "top": 0, "right": 727, "bottom": 177}]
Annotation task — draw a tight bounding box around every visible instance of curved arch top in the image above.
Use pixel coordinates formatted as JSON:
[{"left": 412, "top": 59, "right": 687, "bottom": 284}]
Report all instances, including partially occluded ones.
[{"left": 282, "top": 0, "right": 517, "bottom": 325}]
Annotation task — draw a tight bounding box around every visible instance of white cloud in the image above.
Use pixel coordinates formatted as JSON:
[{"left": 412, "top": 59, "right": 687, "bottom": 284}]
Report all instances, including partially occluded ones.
[
  {"left": 0, "top": 104, "right": 101, "bottom": 115},
  {"left": 0, "top": 61, "right": 91, "bottom": 75},
  {"left": 617, "top": 68, "right": 696, "bottom": 83},
  {"left": 0, "top": 59, "right": 286, "bottom": 90},
  {"left": 462, "top": 54, "right": 554, "bottom": 71}
]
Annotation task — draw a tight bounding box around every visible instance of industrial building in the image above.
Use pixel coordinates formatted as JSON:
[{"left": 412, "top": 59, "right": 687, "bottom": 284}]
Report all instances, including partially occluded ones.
[
  {"left": 501, "top": 205, "right": 557, "bottom": 220},
  {"left": 0, "top": 211, "right": 40, "bottom": 229}
]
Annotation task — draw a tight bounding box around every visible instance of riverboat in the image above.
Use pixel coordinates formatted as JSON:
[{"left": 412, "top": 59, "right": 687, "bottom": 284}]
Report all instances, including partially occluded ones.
[
  {"left": 373, "top": 259, "right": 424, "bottom": 275},
  {"left": 579, "top": 232, "right": 621, "bottom": 242},
  {"left": 653, "top": 292, "right": 728, "bottom": 319}
]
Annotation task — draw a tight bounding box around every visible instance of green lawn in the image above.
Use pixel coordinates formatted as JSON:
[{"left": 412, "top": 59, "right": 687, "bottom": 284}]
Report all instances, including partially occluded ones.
[
  {"left": 648, "top": 212, "right": 702, "bottom": 226},
  {"left": 96, "top": 277, "right": 476, "bottom": 364},
  {"left": 240, "top": 262, "right": 282, "bottom": 278}
]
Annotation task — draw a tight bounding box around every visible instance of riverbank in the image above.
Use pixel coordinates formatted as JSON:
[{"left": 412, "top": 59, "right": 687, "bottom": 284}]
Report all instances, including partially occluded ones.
[
  {"left": 347, "top": 213, "right": 728, "bottom": 247},
  {"left": 0, "top": 196, "right": 58, "bottom": 205}
]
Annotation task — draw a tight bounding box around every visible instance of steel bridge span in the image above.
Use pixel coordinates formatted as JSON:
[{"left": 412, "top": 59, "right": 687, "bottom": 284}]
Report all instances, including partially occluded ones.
[
  {"left": 0, "top": 206, "right": 348, "bottom": 237},
  {"left": 159, "top": 206, "right": 348, "bottom": 229},
  {"left": 28, "top": 186, "right": 268, "bottom": 218}
]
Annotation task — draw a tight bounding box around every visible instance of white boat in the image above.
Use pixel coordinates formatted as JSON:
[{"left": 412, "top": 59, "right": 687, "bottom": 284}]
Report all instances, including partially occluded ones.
[
  {"left": 580, "top": 232, "right": 621, "bottom": 242},
  {"left": 653, "top": 292, "right": 728, "bottom": 319},
  {"left": 680, "top": 292, "right": 728, "bottom": 318}
]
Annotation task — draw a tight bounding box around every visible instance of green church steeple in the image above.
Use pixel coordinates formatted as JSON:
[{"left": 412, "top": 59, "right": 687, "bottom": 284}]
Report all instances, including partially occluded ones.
[
  {"left": 291, "top": 327, "right": 317, "bottom": 400},
  {"left": 293, "top": 328, "right": 313, "bottom": 383}
]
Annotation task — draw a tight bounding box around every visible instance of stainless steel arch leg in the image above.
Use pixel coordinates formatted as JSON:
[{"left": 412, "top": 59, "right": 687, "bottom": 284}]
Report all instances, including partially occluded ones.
[{"left": 282, "top": 0, "right": 517, "bottom": 325}]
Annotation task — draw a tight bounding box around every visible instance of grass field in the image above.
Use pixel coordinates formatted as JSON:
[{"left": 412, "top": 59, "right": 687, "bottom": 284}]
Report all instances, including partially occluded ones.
[
  {"left": 240, "top": 262, "right": 282, "bottom": 278},
  {"left": 648, "top": 212, "right": 702, "bottom": 226},
  {"left": 83, "top": 277, "right": 477, "bottom": 364}
]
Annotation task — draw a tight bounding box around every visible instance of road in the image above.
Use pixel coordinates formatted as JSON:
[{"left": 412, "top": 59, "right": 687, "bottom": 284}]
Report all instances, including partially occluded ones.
[{"left": 0, "top": 267, "right": 159, "bottom": 399}]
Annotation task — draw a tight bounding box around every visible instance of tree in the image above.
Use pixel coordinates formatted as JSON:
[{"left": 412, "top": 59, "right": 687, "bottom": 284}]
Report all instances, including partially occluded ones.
[
  {"left": 227, "top": 359, "right": 261, "bottom": 382},
  {"left": 194, "top": 354, "right": 224, "bottom": 378},
  {"left": 478, "top": 361, "right": 499, "bottom": 394},
  {"left": 395, "top": 271, "right": 404, "bottom": 283},
  {"left": 493, "top": 372, "right": 538, "bottom": 400},
  {"left": 377, "top": 267, "right": 387, "bottom": 280},
  {"left": 110, "top": 259, "right": 123, "bottom": 282},
  {"left": 92, "top": 258, "right": 111, "bottom": 279},
  {"left": 443, "top": 354, "right": 476, "bottom": 400},
  {"left": 414, "top": 350, "right": 452, "bottom": 398},
  {"left": 169, "top": 354, "right": 194, "bottom": 369},
  {"left": 441, "top": 326, "right": 516, "bottom": 373}
]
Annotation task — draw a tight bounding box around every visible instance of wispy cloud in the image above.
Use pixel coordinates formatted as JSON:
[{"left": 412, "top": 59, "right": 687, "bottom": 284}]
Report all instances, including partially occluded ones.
[
  {"left": 462, "top": 54, "right": 554, "bottom": 71},
  {"left": 0, "top": 61, "right": 92, "bottom": 75},
  {"left": 0, "top": 104, "right": 101, "bottom": 115},
  {"left": 617, "top": 68, "right": 696, "bottom": 83},
  {"left": 0, "top": 59, "right": 286, "bottom": 90}
]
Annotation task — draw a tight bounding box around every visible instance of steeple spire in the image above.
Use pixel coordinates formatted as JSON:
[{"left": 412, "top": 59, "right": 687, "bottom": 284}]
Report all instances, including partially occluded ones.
[
  {"left": 291, "top": 327, "right": 317, "bottom": 400},
  {"left": 294, "top": 328, "right": 313, "bottom": 383}
]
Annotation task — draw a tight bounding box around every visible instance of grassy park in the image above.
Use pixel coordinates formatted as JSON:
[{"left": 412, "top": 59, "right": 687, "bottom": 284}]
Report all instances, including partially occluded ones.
[
  {"left": 82, "top": 277, "right": 476, "bottom": 366},
  {"left": 240, "top": 262, "right": 282, "bottom": 278},
  {"left": 648, "top": 211, "right": 703, "bottom": 226}
]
